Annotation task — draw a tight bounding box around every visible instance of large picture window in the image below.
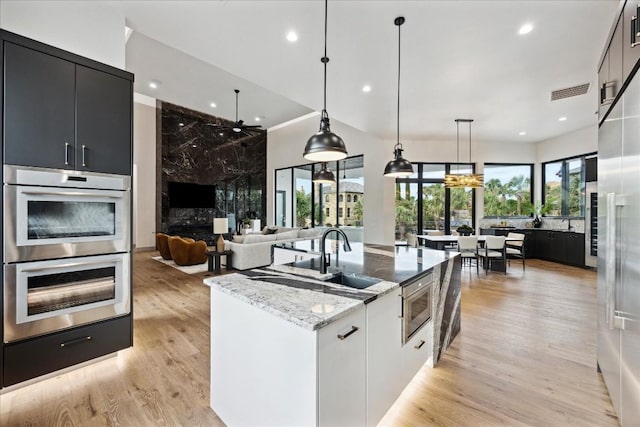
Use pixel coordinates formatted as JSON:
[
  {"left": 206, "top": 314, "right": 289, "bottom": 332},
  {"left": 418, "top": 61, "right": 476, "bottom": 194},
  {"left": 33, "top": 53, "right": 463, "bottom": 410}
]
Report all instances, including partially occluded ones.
[
  {"left": 542, "top": 154, "right": 591, "bottom": 217},
  {"left": 483, "top": 164, "right": 533, "bottom": 217},
  {"left": 274, "top": 155, "right": 364, "bottom": 242},
  {"left": 395, "top": 163, "right": 475, "bottom": 243}
]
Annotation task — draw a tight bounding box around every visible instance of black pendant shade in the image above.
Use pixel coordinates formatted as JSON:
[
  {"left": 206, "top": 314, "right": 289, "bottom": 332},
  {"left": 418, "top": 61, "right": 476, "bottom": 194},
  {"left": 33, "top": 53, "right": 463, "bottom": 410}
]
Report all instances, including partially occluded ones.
[
  {"left": 313, "top": 162, "right": 336, "bottom": 183},
  {"left": 384, "top": 146, "right": 414, "bottom": 177},
  {"left": 303, "top": 0, "right": 347, "bottom": 162},
  {"left": 304, "top": 113, "right": 347, "bottom": 161},
  {"left": 384, "top": 16, "right": 413, "bottom": 178}
]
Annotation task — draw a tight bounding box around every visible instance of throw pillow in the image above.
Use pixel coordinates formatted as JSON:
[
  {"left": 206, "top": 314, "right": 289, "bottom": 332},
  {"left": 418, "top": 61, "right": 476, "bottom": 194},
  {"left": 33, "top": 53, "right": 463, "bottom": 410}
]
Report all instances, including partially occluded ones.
[{"left": 232, "top": 235, "right": 246, "bottom": 244}]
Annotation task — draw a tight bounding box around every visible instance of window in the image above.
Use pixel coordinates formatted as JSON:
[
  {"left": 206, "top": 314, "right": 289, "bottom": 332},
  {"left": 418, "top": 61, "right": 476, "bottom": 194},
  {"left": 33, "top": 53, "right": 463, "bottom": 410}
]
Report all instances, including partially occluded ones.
[
  {"left": 395, "top": 163, "right": 476, "bottom": 243},
  {"left": 543, "top": 155, "right": 589, "bottom": 216},
  {"left": 275, "top": 155, "right": 364, "bottom": 238},
  {"left": 484, "top": 164, "right": 533, "bottom": 216}
]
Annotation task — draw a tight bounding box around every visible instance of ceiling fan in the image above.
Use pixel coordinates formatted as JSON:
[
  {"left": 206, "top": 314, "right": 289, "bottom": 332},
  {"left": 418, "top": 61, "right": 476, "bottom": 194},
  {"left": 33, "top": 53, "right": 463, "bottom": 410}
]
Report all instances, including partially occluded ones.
[{"left": 209, "top": 89, "right": 263, "bottom": 136}]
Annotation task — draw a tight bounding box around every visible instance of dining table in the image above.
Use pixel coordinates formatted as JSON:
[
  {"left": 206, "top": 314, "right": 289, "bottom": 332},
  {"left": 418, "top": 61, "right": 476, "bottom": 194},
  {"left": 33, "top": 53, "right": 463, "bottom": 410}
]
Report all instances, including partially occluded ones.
[{"left": 416, "top": 234, "right": 523, "bottom": 250}]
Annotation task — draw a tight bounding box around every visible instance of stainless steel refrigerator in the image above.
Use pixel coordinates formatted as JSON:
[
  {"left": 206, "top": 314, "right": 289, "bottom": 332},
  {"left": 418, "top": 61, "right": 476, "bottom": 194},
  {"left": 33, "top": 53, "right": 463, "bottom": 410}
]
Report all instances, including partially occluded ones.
[{"left": 598, "top": 66, "right": 640, "bottom": 426}]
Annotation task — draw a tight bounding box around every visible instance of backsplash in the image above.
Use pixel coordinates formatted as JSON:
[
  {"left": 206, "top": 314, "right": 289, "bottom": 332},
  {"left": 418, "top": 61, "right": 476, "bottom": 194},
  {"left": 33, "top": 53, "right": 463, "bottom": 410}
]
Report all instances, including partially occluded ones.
[{"left": 478, "top": 217, "right": 585, "bottom": 233}]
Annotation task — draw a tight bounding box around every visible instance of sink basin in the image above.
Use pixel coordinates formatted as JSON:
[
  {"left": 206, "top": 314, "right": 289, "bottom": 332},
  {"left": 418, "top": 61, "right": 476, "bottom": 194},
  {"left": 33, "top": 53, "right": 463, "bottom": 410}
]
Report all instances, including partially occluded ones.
[{"left": 324, "top": 272, "right": 381, "bottom": 289}]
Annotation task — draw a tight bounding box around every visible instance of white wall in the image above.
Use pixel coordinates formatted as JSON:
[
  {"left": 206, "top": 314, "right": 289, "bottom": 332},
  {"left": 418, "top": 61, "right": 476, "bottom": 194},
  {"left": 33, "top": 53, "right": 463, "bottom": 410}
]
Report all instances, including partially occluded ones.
[
  {"left": 0, "top": 0, "right": 125, "bottom": 68},
  {"left": 267, "top": 115, "right": 394, "bottom": 245},
  {"left": 536, "top": 125, "right": 597, "bottom": 163},
  {"left": 133, "top": 95, "right": 157, "bottom": 249}
]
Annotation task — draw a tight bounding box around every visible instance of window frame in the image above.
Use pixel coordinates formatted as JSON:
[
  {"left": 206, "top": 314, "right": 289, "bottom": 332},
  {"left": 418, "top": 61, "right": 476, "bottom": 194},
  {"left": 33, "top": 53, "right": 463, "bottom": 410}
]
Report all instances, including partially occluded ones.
[
  {"left": 483, "top": 162, "right": 534, "bottom": 218},
  {"left": 542, "top": 152, "right": 595, "bottom": 218}
]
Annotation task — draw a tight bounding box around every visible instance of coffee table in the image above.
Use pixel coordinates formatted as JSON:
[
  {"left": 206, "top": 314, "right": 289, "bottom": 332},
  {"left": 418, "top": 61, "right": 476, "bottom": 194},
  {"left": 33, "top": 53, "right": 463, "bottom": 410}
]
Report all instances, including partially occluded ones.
[{"left": 206, "top": 250, "right": 233, "bottom": 274}]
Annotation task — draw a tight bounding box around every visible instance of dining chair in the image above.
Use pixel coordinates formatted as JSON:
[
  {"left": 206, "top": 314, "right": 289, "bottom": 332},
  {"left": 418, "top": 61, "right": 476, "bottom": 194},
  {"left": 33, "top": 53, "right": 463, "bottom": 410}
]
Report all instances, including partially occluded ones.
[
  {"left": 506, "top": 232, "right": 526, "bottom": 271},
  {"left": 477, "top": 235, "right": 506, "bottom": 274},
  {"left": 406, "top": 232, "right": 418, "bottom": 248},
  {"left": 457, "top": 235, "right": 479, "bottom": 275}
]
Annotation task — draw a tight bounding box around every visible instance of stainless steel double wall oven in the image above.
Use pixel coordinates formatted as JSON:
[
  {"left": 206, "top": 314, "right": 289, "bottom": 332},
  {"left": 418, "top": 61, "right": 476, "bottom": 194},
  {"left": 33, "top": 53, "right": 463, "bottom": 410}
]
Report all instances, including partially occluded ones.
[{"left": 3, "top": 165, "right": 131, "bottom": 342}]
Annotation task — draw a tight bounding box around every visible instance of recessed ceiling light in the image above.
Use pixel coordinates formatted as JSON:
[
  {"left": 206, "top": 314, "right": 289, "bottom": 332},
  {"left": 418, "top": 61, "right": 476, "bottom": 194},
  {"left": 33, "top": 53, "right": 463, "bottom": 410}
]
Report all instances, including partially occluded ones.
[
  {"left": 149, "top": 81, "right": 158, "bottom": 89},
  {"left": 518, "top": 23, "right": 533, "bottom": 35},
  {"left": 219, "top": 132, "right": 224, "bottom": 136},
  {"left": 558, "top": 116, "right": 567, "bottom": 121},
  {"left": 179, "top": 123, "right": 184, "bottom": 127},
  {"left": 210, "top": 102, "right": 217, "bottom": 108},
  {"left": 255, "top": 117, "right": 261, "bottom": 122},
  {"left": 519, "top": 131, "right": 527, "bottom": 136},
  {"left": 362, "top": 85, "right": 372, "bottom": 93},
  {"left": 192, "top": 144, "right": 197, "bottom": 148},
  {"left": 286, "top": 31, "right": 298, "bottom": 42}
]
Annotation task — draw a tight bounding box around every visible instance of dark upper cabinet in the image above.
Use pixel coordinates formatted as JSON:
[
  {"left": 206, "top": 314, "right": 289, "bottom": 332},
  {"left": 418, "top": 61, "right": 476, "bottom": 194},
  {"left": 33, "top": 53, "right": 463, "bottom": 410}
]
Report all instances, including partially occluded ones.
[
  {"left": 2, "top": 30, "right": 133, "bottom": 175},
  {"left": 623, "top": 1, "right": 640, "bottom": 81},
  {"left": 76, "top": 65, "right": 132, "bottom": 175},
  {"left": 3, "top": 42, "right": 76, "bottom": 169},
  {"left": 599, "top": 12, "right": 624, "bottom": 123}
]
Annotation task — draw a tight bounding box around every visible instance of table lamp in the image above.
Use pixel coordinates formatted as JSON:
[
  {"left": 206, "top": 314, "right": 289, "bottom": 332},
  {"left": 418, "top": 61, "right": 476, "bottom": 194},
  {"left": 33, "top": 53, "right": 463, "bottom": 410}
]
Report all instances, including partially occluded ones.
[{"left": 213, "top": 217, "right": 228, "bottom": 253}]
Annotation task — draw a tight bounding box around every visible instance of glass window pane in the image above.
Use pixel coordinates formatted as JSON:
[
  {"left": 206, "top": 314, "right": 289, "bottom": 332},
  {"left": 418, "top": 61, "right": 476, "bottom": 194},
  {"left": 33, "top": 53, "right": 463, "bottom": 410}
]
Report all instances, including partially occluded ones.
[
  {"left": 315, "top": 161, "right": 338, "bottom": 227},
  {"left": 293, "top": 165, "right": 312, "bottom": 227},
  {"left": 422, "top": 164, "right": 445, "bottom": 179},
  {"left": 395, "top": 182, "right": 418, "bottom": 243},
  {"left": 568, "top": 159, "right": 584, "bottom": 216},
  {"left": 422, "top": 183, "right": 445, "bottom": 232},
  {"left": 339, "top": 158, "right": 364, "bottom": 242},
  {"left": 544, "top": 161, "right": 563, "bottom": 216},
  {"left": 275, "top": 169, "right": 291, "bottom": 227},
  {"left": 450, "top": 187, "right": 473, "bottom": 230},
  {"left": 484, "top": 164, "right": 533, "bottom": 216}
]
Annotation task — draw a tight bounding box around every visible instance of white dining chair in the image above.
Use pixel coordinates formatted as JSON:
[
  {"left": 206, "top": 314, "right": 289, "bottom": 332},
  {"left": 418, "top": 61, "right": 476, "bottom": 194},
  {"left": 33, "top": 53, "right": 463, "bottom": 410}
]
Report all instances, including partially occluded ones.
[
  {"left": 506, "top": 232, "right": 525, "bottom": 271},
  {"left": 406, "top": 232, "right": 418, "bottom": 248},
  {"left": 477, "top": 235, "right": 506, "bottom": 274},
  {"left": 457, "top": 235, "right": 479, "bottom": 275}
]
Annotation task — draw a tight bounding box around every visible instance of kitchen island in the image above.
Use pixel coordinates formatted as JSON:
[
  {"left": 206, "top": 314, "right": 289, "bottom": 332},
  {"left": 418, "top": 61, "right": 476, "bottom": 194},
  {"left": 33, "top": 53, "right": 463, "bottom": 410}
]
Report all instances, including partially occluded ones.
[{"left": 203, "top": 242, "right": 460, "bottom": 426}]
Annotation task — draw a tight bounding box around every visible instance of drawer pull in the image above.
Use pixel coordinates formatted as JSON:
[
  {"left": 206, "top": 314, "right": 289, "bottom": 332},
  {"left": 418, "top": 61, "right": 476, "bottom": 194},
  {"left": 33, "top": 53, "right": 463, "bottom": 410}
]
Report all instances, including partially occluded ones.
[
  {"left": 337, "top": 326, "right": 359, "bottom": 340},
  {"left": 64, "top": 142, "right": 70, "bottom": 165},
  {"left": 82, "top": 145, "right": 87, "bottom": 167},
  {"left": 60, "top": 336, "right": 92, "bottom": 348},
  {"left": 414, "top": 339, "right": 426, "bottom": 350}
]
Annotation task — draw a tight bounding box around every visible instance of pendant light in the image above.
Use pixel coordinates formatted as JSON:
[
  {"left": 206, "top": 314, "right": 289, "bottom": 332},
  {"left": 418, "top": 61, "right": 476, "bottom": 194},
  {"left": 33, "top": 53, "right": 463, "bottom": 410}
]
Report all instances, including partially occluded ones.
[
  {"left": 313, "top": 162, "right": 336, "bottom": 184},
  {"left": 303, "top": 0, "right": 348, "bottom": 162},
  {"left": 444, "top": 119, "right": 484, "bottom": 188},
  {"left": 384, "top": 17, "right": 414, "bottom": 178}
]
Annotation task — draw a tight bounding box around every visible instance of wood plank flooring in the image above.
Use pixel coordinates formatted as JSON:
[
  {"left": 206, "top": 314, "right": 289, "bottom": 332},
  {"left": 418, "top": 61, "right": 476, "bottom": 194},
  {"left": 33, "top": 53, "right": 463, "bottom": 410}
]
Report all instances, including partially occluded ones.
[{"left": 1, "top": 253, "right": 617, "bottom": 426}]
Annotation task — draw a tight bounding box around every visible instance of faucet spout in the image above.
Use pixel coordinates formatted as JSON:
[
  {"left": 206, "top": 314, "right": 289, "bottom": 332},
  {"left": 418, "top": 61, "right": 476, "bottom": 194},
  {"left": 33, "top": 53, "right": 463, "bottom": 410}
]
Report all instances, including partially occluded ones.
[{"left": 319, "top": 227, "right": 352, "bottom": 274}]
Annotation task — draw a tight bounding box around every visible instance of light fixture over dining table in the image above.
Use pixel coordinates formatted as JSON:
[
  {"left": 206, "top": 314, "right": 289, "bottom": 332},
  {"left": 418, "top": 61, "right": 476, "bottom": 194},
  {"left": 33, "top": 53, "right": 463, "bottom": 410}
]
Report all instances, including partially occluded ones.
[{"left": 444, "top": 119, "right": 483, "bottom": 188}]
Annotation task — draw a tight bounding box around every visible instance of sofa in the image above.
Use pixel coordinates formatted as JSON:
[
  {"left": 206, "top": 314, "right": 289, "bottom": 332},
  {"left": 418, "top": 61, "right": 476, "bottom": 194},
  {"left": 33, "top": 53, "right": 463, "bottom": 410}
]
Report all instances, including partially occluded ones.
[{"left": 224, "top": 226, "right": 323, "bottom": 270}]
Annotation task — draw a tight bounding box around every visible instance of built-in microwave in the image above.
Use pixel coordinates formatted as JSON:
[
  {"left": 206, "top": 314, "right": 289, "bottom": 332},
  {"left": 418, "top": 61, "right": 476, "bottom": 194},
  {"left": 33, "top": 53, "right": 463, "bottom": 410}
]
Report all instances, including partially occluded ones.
[{"left": 401, "top": 270, "right": 433, "bottom": 344}]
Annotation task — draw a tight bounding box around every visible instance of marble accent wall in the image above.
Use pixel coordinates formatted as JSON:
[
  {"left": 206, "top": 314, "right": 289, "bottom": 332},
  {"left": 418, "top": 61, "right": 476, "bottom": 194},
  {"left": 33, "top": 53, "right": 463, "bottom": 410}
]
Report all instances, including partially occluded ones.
[
  {"left": 157, "top": 102, "right": 266, "bottom": 241},
  {"left": 431, "top": 255, "right": 461, "bottom": 365},
  {"left": 478, "top": 217, "right": 585, "bottom": 233}
]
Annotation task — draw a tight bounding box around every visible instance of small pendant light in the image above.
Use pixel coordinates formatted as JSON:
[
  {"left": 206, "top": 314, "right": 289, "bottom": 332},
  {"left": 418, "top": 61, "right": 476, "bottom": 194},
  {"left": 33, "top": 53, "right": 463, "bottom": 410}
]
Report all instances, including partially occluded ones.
[
  {"left": 313, "top": 162, "right": 336, "bottom": 184},
  {"left": 444, "top": 119, "right": 483, "bottom": 188},
  {"left": 384, "top": 17, "right": 414, "bottom": 178},
  {"left": 304, "top": 0, "right": 348, "bottom": 162}
]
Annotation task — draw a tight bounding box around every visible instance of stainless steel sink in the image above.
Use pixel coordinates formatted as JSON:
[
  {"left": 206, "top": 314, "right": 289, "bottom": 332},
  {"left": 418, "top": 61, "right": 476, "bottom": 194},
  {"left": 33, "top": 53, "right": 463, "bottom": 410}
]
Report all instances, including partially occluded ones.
[{"left": 323, "top": 272, "right": 381, "bottom": 289}]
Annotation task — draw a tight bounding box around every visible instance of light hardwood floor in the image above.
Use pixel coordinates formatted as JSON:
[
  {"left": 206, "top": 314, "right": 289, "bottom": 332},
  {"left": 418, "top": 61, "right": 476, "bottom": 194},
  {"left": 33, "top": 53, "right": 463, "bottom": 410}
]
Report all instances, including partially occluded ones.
[{"left": 1, "top": 253, "right": 617, "bottom": 426}]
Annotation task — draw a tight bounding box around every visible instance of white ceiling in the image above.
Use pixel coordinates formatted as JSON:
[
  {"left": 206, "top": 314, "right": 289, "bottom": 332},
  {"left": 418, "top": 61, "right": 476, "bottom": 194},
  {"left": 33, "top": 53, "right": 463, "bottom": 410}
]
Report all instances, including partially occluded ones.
[{"left": 122, "top": 0, "right": 619, "bottom": 145}]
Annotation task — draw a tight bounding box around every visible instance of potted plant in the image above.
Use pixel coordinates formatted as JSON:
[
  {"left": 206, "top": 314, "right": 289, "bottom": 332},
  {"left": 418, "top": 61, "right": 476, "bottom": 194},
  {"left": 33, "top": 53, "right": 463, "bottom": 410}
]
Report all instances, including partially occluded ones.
[{"left": 456, "top": 224, "right": 474, "bottom": 236}]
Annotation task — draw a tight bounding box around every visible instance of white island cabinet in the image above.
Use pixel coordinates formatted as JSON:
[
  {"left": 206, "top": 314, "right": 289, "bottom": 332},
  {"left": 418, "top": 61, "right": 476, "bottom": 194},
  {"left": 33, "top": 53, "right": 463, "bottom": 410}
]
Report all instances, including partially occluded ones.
[{"left": 210, "top": 286, "right": 366, "bottom": 426}]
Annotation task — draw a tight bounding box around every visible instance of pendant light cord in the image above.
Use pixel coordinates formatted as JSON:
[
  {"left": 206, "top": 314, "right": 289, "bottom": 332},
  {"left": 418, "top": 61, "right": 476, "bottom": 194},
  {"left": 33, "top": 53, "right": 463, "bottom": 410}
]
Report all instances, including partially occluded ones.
[
  {"left": 456, "top": 120, "right": 460, "bottom": 173},
  {"left": 322, "top": 0, "right": 329, "bottom": 116},
  {"left": 235, "top": 90, "right": 239, "bottom": 122},
  {"left": 396, "top": 19, "right": 401, "bottom": 148}
]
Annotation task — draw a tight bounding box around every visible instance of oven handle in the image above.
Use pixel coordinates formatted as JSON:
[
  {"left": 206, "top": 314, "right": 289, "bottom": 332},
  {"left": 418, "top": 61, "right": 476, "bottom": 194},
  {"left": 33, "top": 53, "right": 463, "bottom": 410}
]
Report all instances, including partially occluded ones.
[
  {"left": 21, "top": 190, "right": 124, "bottom": 199},
  {"left": 21, "top": 259, "right": 119, "bottom": 273}
]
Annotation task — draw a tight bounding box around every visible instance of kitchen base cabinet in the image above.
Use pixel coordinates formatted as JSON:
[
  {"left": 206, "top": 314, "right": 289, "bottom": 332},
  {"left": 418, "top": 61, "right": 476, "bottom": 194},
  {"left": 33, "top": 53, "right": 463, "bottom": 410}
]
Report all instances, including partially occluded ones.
[
  {"left": 366, "top": 291, "right": 432, "bottom": 426},
  {"left": 564, "top": 232, "right": 585, "bottom": 267},
  {"left": 210, "top": 288, "right": 366, "bottom": 426},
  {"left": 3, "top": 315, "right": 131, "bottom": 387}
]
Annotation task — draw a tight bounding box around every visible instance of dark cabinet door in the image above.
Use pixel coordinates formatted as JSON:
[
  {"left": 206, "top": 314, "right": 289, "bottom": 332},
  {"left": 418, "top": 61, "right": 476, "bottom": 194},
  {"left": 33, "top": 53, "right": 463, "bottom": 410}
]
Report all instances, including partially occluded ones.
[
  {"left": 515, "top": 229, "right": 535, "bottom": 259},
  {"left": 564, "top": 233, "right": 585, "bottom": 267},
  {"left": 548, "top": 232, "right": 566, "bottom": 263},
  {"left": 623, "top": 1, "right": 640, "bottom": 82},
  {"left": 3, "top": 42, "right": 76, "bottom": 169},
  {"left": 76, "top": 65, "right": 132, "bottom": 175}
]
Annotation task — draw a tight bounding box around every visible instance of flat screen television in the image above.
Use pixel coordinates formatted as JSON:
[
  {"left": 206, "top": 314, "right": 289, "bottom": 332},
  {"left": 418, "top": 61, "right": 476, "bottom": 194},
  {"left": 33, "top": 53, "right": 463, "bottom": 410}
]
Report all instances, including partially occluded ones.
[{"left": 168, "top": 181, "right": 216, "bottom": 208}]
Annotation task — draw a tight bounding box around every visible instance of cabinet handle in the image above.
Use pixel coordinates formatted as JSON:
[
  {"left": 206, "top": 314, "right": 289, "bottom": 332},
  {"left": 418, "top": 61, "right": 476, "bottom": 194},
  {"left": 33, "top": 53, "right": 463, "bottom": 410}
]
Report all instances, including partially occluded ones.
[
  {"left": 414, "top": 339, "right": 426, "bottom": 350},
  {"left": 60, "top": 336, "right": 92, "bottom": 347},
  {"left": 337, "top": 326, "right": 359, "bottom": 340},
  {"left": 82, "top": 145, "right": 87, "bottom": 167},
  {"left": 632, "top": 15, "right": 639, "bottom": 47},
  {"left": 398, "top": 294, "right": 404, "bottom": 319},
  {"left": 64, "top": 142, "right": 70, "bottom": 165}
]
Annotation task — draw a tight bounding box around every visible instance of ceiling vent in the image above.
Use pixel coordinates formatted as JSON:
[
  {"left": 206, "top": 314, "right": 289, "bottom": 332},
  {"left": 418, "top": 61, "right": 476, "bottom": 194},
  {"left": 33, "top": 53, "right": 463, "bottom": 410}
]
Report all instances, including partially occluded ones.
[{"left": 551, "top": 83, "right": 591, "bottom": 101}]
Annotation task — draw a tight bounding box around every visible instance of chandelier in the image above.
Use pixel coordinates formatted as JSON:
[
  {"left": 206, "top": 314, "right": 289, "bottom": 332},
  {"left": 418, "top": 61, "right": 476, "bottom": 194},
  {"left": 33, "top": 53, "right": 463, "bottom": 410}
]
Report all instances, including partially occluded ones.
[{"left": 444, "top": 119, "right": 483, "bottom": 188}]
